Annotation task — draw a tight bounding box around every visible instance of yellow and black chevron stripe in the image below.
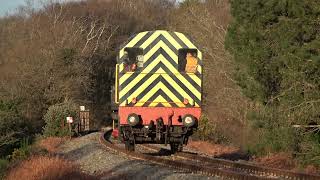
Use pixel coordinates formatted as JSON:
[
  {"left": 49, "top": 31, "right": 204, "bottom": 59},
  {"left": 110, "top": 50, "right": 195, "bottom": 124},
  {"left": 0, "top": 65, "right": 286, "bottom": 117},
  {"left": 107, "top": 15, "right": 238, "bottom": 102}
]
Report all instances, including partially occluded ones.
[{"left": 116, "top": 30, "right": 202, "bottom": 108}]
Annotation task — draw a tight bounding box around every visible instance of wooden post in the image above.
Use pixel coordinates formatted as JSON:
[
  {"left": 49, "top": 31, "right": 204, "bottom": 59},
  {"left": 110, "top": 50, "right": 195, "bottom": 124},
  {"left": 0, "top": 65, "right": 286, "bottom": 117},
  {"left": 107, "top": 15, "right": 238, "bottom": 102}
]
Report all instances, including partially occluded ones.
[
  {"left": 79, "top": 106, "right": 90, "bottom": 133},
  {"left": 68, "top": 122, "right": 72, "bottom": 139}
]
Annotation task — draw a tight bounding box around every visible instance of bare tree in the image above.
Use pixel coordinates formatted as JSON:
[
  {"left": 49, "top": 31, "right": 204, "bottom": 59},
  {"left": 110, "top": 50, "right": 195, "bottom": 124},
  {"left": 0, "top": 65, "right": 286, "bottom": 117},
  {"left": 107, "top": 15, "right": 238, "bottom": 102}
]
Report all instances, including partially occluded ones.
[{"left": 169, "top": 0, "right": 249, "bottom": 144}]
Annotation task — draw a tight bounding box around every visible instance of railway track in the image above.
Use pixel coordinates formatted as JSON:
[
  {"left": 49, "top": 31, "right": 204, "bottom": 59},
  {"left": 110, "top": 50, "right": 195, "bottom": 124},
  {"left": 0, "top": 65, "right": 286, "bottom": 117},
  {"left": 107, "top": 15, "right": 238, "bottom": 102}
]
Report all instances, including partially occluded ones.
[
  {"left": 141, "top": 145, "right": 320, "bottom": 180},
  {"left": 99, "top": 130, "right": 320, "bottom": 180}
]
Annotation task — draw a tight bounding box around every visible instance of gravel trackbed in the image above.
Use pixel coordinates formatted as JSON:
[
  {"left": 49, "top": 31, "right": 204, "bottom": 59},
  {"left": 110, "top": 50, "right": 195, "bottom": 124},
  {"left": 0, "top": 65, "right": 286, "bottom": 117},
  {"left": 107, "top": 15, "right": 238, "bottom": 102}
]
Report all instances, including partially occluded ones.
[{"left": 57, "top": 132, "right": 219, "bottom": 180}]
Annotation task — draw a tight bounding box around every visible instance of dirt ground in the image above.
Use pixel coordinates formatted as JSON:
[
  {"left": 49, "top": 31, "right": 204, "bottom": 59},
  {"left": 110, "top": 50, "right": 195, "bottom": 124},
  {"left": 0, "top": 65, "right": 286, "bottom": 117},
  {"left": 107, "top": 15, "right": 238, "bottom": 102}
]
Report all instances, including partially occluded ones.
[
  {"left": 186, "top": 140, "right": 319, "bottom": 175},
  {"left": 186, "top": 140, "right": 248, "bottom": 160}
]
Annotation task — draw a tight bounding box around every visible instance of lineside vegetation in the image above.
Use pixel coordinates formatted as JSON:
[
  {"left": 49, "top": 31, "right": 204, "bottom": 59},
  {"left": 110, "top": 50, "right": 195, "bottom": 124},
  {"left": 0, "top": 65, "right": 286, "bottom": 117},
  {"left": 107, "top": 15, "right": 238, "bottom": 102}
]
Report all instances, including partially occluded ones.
[{"left": 0, "top": 0, "right": 319, "bottom": 175}]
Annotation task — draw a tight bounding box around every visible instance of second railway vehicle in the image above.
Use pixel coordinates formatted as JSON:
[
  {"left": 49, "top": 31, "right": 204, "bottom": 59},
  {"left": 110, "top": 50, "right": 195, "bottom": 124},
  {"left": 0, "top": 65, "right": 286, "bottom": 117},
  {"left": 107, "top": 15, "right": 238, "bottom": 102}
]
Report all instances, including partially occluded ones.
[{"left": 112, "top": 30, "right": 202, "bottom": 152}]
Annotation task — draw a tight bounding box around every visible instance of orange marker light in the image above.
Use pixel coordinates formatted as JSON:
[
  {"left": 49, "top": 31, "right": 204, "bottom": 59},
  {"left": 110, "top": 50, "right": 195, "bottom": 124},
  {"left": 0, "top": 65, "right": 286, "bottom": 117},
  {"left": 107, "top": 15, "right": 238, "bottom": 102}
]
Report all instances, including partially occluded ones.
[
  {"left": 183, "top": 98, "right": 189, "bottom": 105},
  {"left": 132, "top": 97, "right": 137, "bottom": 104}
]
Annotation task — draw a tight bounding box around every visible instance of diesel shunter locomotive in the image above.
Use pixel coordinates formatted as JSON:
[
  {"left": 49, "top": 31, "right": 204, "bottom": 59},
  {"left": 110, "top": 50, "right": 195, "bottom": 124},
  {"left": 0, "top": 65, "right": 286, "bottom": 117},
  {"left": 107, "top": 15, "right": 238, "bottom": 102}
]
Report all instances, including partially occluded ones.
[{"left": 113, "top": 30, "right": 202, "bottom": 152}]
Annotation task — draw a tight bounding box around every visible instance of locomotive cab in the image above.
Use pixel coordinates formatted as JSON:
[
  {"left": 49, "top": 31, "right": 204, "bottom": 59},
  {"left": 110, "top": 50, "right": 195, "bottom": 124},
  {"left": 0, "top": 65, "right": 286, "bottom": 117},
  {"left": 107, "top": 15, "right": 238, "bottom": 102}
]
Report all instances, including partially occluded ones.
[
  {"left": 122, "top": 47, "right": 144, "bottom": 72},
  {"left": 114, "top": 30, "right": 202, "bottom": 152}
]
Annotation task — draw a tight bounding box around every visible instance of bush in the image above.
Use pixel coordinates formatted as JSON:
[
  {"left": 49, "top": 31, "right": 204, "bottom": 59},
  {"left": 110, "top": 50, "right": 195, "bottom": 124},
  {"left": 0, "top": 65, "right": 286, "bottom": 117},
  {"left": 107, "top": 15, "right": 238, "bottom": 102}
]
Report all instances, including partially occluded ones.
[
  {"left": 0, "top": 101, "right": 30, "bottom": 157},
  {"left": 296, "top": 133, "right": 320, "bottom": 167},
  {"left": 43, "top": 102, "right": 78, "bottom": 137},
  {"left": 193, "top": 115, "right": 229, "bottom": 143},
  {"left": 245, "top": 127, "right": 297, "bottom": 156},
  {"left": 9, "top": 138, "right": 31, "bottom": 162},
  {"left": 244, "top": 105, "right": 320, "bottom": 168},
  {"left": 0, "top": 158, "right": 9, "bottom": 179},
  {"left": 244, "top": 107, "right": 298, "bottom": 156}
]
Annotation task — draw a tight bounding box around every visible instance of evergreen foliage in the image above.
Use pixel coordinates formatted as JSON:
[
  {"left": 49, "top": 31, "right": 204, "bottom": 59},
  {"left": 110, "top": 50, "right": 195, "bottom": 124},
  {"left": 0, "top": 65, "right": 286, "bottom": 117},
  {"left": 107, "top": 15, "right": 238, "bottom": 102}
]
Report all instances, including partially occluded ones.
[
  {"left": 227, "top": 0, "right": 320, "bottom": 104},
  {"left": 0, "top": 158, "right": 9, "bottom": 179},
  {"left": 43, "top": 102, "right": 78, "bottom": 137},
  {"left": 0, "top": 101, "right": 29, "bottom": 157},
  {"left": 226, "top": 0, "right": 320, "bottom": 163}
]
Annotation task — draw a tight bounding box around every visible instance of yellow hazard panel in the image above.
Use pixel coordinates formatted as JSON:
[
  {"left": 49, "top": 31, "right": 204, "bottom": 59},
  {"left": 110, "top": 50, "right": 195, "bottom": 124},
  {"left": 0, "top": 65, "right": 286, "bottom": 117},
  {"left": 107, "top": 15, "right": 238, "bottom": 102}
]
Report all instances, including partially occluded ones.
[{"left": 116, "top": 30, "right": 202, "bottom": 108}]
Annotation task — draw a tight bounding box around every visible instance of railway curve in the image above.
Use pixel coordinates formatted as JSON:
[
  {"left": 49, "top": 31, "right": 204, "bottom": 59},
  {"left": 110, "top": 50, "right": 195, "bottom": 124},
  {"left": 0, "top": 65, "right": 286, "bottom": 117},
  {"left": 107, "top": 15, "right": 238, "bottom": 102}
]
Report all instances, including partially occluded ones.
[{"left": 99, "top": 129, "right": 320, "bottom": 180}]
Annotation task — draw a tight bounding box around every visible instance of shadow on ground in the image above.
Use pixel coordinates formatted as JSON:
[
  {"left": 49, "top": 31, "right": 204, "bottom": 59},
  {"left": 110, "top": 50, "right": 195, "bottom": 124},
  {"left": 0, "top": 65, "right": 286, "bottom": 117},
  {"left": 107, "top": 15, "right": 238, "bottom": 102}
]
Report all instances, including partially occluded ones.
[
  {"left": 214, "top": 151, "right": 251, "bottom": 161},
  {"left": 97, "top": 159, "right": 216, "bottom": 180}
]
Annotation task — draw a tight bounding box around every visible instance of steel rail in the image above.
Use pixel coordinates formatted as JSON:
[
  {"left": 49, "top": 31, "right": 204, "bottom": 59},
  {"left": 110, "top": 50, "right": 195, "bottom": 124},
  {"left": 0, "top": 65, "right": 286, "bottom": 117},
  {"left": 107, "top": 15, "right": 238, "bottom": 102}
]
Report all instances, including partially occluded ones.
[
  {"left": 141, "top": 145, "right": 320, "bottom": 180},
  {"left": 100, "top": 130, "right": 270, "bottom": 180}
]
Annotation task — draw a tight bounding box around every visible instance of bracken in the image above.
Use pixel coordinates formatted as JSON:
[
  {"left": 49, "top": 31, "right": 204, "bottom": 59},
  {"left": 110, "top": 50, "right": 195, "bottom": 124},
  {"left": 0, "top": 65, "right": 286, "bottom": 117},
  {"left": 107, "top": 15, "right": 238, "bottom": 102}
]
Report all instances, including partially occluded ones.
[
  {"left": 5, "top": 156, "right": 95, "bottom": 180},
  {"left": 38, "top": 137, "right": 66, "bottom": 153}
]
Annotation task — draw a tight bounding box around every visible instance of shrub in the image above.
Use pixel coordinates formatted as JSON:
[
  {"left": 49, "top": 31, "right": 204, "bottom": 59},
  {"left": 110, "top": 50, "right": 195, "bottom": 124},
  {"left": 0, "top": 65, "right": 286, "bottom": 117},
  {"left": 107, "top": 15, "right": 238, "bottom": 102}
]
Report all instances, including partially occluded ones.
[
  {"left": 5, "top": 156, "right": 94, "bottom": 180},
  {"left": 9, "top": 138, "right": 31, "bottom": 162},
  {"left": 193, "top": 115, "right": 229, "bottom": 143},
  {"left": 244, "top": 107, "right": 298, "bottom": 156},
  {"left": 297, "top": 133, "right": 320, "bottom": 167},
  {"left": 0, "top": 158, "right": 9, "bottom": 179},
  {"left": 43, "top": 101, "right": 78, "bottom": 137},
  {"left": 0, "top": 101, "right": 30, "bottom": 157},
  {"left": 245, "top": 126, "right": 297, "bottom": 156}
]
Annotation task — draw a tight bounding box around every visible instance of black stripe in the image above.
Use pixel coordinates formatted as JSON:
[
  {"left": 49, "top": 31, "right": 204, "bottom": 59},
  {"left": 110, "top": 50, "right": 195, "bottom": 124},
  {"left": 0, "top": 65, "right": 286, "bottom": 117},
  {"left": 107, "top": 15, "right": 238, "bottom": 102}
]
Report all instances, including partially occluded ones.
[
  {"left": 160, "top": 64, "right": 201, "bottom": 105},
  {"left": 181, "top": 73, "right": 201, "bottom": 91},
  {"left": 132, "top": 31, "right": 155, "bottom": 48},
  {"left": 119, "top": 63, "right": 201, "bottom": 105},
  {"left": 146, "top": 89, "right": 177, "bottom": 107},
  {"left": 168, "top": 32, "right": 189, "bottom": 49},
  {"left": 119, "top": 64, "right": 162, "bottom": 103},
  {"left": 142, "top": 89, "right": 178, "bottom": 107},
  {"left": 118, "top": 47, "right": 202, "bottom": 78},
  {"left": 146, "top": 56, "right": 201, "bottom": 91},
  {"left": 118, "top": 31, "right": 154, "bottom": 60},
  {"left": 119, "top": 47, "right": 179, "bottom": 80},
  {"left": 119, "top": 72, "right": 155, "bottom": 102},
  {"left": 143, "top": 48, "right": 178, "bottom": 70},
  {"left": 119, "top": 60, "right": 201, "bottom": 95},
  {"left": 142, "top": 34, "right": 177, "bottom": 55},
  {"left": 120, "top": 62, "right": 201, "bottom": 97},
  {"left": 119, "top": 70, "right": 141, "bottom": 86},
  {"left": 135, "top": 76, "right": 184, "bottom": 105}
]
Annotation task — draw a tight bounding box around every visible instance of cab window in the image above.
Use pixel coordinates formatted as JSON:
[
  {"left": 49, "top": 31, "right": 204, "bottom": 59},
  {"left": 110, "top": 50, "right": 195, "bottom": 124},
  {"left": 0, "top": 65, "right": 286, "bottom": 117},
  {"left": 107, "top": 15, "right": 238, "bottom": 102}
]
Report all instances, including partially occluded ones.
[
  {"left": 123, "top": 47, "right": 143, "bottom": 72},
  {"left": 178, "top": 49, "right": 198, "bottom": 73}
]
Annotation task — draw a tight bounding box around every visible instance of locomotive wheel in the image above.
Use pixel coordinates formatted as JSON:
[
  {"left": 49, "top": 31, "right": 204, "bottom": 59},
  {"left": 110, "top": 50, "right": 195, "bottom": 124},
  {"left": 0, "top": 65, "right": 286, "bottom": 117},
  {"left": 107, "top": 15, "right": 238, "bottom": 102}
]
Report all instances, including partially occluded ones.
[
  {"left": 125, "top": 140, "right": 135, "bottom": 152},
  {"left": 170, "top": 142, "right": 183, "bottom": 153}
]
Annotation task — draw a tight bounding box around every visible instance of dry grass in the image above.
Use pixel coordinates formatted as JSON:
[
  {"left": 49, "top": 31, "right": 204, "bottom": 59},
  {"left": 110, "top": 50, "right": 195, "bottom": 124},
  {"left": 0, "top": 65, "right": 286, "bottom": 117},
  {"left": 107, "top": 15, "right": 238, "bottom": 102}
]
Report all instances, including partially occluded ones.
[
  {"left": 254, "top": 153, "right": 320, "bottom": 174},
  {"left": 187, "top": 140, "right": 239, "bottom": 157},
  {"left": 304, "top": 165, "right": 319, "bottom": 174},
  {"left": 5, "top": 156, "right": 95, "bottom": 180},
  {"left": 254, "top": 153, "right": 296, "bottom": 170},
  {"left": 37, "top": 137, "right": 66, "bottom": 153}
]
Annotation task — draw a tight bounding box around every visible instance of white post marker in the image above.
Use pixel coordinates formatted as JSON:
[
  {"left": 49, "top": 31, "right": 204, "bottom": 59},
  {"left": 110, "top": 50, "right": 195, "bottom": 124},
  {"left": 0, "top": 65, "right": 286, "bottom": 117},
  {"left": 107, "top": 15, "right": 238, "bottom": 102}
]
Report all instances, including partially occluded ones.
[
  {"left": 66, "top": 116, "right": 73, "bottom": 123},
  {"left": 80, "top": 106, "right": 85, "bottom": 111},
  {"left": 66, "top": 116, "right": 73, "bottom": 138}
]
